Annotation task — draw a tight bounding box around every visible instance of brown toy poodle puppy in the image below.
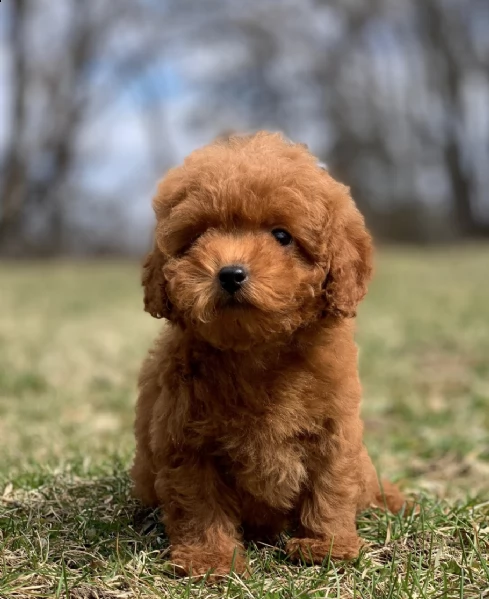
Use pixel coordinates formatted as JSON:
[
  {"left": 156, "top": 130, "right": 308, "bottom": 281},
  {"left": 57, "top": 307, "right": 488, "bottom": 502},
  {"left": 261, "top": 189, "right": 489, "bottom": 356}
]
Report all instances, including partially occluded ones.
[{"left": 131, "top": 131, "right": 406, "bottom": 578}]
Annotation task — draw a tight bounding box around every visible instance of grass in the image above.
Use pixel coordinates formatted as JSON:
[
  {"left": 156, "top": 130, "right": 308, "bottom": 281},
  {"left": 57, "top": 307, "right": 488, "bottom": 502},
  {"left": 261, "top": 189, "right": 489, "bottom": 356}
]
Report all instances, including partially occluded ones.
[{"left": 0, "top": 247, "right": 488, "bottom": 598}]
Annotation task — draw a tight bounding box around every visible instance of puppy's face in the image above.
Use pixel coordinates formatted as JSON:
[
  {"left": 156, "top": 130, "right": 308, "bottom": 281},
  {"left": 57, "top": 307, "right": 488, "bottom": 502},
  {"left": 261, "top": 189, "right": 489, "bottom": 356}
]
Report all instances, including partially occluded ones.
[{"left": 143, "top": 133, "right": 372, "bottom": 350}]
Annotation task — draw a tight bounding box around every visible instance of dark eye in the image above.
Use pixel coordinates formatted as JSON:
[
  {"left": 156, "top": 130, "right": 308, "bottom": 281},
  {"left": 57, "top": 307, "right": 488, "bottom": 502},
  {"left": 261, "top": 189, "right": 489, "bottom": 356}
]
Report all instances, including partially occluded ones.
[{"left": 271, "top": 228, "right": 293, "bottom": 246}]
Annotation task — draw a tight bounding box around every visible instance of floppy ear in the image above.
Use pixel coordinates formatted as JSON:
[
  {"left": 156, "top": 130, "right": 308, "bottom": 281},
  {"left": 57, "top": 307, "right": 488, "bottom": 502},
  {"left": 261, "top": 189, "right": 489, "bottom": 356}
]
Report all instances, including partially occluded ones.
[
  {"left": 323, "top": 201, "right": 373, "bottom": 318},
  {"left": 142, "top": 170, "right": 188, "bottom": 319},
  {"left": 142, "top": 243, "right": 171, "bottom": 319}
]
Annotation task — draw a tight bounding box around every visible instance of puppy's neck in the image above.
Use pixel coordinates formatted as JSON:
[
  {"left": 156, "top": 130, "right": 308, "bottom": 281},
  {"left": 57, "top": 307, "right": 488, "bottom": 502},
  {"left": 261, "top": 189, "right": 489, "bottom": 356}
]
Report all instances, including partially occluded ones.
[{"left": 183, "top": 316, "right": 351, "bottom": 366}]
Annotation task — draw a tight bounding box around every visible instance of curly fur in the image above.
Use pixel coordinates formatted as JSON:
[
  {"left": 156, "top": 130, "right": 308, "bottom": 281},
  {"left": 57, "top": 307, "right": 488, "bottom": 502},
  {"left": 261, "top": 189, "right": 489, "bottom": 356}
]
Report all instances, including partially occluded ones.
[{"left": 131, "top": 132, "right": 406, "bottom": 578}]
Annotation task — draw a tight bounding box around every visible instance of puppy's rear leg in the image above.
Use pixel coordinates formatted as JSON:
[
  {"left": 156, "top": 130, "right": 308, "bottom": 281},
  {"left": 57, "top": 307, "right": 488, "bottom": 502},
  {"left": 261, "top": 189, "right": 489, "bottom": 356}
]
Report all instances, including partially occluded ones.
[
  {"left": 374, "top": 479, "right": 408, "bottom": 513},
  {"left": 131, "top": 377, "right": 160, "bottom": 507},
  {"left": 131, "top": 445, "right": 158, "bottom": 507},
  {"left": 358, "top": 447, "right": 407, "bottom": 514}
]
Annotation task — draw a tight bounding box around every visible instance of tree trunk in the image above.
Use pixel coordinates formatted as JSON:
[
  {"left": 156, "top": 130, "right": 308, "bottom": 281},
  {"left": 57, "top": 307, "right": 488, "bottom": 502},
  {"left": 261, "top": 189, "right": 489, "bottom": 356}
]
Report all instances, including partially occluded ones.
[{"left": 0, "top": 0, "right": 28, "bottom": 253}]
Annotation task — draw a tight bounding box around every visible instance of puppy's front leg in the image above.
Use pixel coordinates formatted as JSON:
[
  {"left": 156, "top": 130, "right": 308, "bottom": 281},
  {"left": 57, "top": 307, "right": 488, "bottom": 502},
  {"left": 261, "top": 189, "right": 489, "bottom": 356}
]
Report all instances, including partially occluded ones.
[
  {"left": 287, "top": 434, "right": 363, "bottom": 563},
  {"left": 154, "top": 452, "right": 247, "bottom": 579}
]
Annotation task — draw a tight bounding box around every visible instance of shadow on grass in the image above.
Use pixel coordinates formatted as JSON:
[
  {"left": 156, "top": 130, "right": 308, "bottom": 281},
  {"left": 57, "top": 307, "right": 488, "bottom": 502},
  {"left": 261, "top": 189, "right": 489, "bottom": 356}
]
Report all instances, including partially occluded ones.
[{"left": 1, "top": 471, "right": 169, "bottom": 571}]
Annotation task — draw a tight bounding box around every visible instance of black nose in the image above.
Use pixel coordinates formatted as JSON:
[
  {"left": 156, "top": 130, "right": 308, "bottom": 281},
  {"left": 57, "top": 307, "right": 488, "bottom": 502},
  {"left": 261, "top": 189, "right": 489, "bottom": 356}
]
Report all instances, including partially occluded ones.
[{"left": 218, "top": 265, "right": 248, "bottom": 294}]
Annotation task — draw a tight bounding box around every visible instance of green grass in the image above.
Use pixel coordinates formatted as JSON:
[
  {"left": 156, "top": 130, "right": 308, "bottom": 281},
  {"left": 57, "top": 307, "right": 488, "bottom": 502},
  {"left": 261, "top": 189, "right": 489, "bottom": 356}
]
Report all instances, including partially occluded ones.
[{"left": 1, "top": 248, "right": 488, "bottom": 598}]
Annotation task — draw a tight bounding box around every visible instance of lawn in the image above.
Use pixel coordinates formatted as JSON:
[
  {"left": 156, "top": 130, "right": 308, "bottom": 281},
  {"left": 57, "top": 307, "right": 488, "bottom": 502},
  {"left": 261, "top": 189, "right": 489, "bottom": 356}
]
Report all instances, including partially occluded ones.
[{"left": 1, "top": 247, "right": 488, "bottom": 599}]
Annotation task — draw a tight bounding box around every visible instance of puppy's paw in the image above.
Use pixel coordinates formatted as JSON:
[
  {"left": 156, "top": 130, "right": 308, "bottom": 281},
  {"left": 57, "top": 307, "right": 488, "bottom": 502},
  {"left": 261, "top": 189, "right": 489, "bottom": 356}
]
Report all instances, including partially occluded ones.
[
  {"left": 286, "top": 534, "right": 362, "bottom": 563},
  {"left": 170, "top": 544, "right": 248, "bottom": 580},
  {"left": 375, "top": 479, "right": 416, "bottom": 516}
]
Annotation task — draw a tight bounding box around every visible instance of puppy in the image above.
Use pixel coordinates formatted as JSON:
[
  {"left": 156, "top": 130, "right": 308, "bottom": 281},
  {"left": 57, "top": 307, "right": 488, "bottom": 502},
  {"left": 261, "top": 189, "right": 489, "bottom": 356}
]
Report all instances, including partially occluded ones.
[{"left": 131, "top": 131, "right": 406, "bottom": 578}]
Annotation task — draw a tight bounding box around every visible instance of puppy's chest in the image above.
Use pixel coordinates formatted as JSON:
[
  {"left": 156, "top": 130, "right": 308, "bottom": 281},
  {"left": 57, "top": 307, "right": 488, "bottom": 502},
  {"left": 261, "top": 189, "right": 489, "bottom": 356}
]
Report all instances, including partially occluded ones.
[
  {"left": 192, "top": 359, "right": 322, "bottom": 437},
  {"left": 188, "top": 362, "right": 326, "bottom": 507}
]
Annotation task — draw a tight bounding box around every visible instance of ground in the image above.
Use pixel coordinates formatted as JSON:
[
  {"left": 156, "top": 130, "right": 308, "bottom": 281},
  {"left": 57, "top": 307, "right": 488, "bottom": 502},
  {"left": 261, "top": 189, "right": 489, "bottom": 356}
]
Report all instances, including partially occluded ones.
[{"left": 0, "top": 247, "right": 488, "bottom": 599}]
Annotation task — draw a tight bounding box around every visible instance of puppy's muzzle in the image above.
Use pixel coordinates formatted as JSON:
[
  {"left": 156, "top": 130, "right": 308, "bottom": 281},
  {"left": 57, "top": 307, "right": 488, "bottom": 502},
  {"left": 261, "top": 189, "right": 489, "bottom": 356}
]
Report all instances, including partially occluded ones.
[{"left": 218, "top": 265, "right": 248, "bottom": 295}]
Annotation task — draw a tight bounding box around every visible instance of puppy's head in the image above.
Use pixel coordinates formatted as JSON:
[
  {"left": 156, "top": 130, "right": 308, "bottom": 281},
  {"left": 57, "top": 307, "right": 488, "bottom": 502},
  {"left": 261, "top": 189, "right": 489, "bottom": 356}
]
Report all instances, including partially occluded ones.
[{"left": 143, "top": 132, "right": 372, "bottom": 350}]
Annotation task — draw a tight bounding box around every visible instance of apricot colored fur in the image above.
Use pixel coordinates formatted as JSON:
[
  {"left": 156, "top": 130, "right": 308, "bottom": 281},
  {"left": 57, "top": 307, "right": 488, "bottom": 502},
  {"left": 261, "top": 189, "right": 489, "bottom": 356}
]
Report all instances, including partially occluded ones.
[{"left": 131, "top": 132, "right": 406, "bottom": 578}]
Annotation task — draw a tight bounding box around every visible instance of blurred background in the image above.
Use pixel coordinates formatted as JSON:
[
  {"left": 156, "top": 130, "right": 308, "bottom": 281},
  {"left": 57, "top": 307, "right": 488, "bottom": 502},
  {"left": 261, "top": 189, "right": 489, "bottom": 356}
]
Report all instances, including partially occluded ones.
[
  {"left": 1, "top": 0, "right": 489, "bottom": 256},
  {"left": 1, "top": 6, "right": 489, "bottom": 595}
]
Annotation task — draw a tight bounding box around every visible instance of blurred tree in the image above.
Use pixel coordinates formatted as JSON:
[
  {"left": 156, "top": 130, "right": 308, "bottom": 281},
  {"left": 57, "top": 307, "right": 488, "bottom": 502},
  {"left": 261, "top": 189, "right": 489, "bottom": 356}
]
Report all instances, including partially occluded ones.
[
  {"left": 1, "top": 0, "right": 488, "bottom": 254},
  {"left": 301, "top": 0, "right": 488, "bottom": 240},
  {"left": 0, "top": 0, "right": 173, "bottom": 255},
  {"left": 1, "top": 0, "right": 28, "bottom": 252},
  {"left": 174, "top": 0, "right": 489, "bottom": 242},
  {"left": 415, "top": 0, "right": 489, "bottom": 237}
]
